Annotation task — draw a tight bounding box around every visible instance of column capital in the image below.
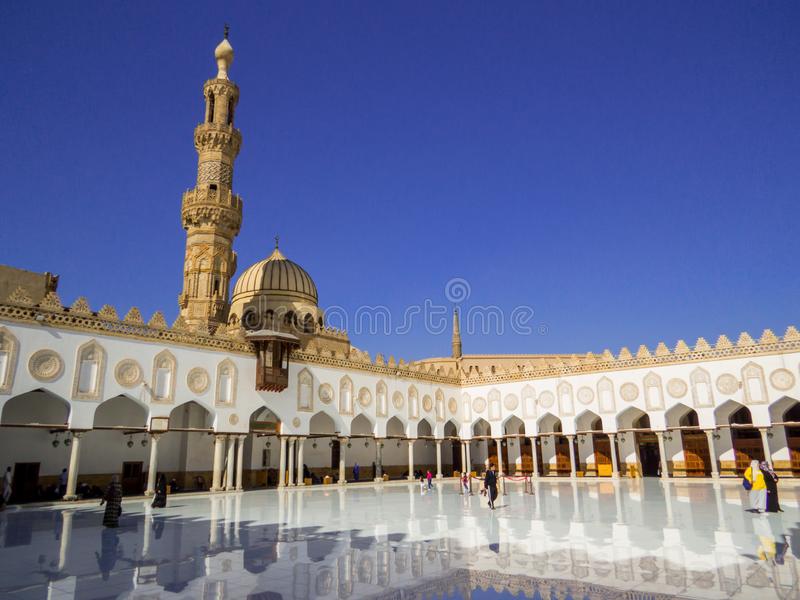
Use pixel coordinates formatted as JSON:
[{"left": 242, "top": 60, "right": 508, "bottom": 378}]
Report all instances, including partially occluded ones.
[
  {"left": 654, "top": 430, "right": 664, "bottom": 438},
  {"left": 149, "top": 432, "right": 162, "bottom": 441},
  {"left": 435, "top": 439, "right": 442, "bottom": 445},
  {"left": 214, "top": 433, "right": 227, "bottom": 442},
  {"left": 70, "top": 431, "right": 85, "bottom": 439}
]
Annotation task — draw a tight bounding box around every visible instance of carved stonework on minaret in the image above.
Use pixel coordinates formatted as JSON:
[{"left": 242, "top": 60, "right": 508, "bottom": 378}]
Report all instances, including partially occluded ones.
[{"left": 178, "top": 32, "right": 243, "bottom": 331}]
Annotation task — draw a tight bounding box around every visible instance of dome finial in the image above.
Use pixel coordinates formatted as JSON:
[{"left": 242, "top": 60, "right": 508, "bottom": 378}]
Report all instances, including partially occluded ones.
[
  {"left": 224, "top": 23, "right": 230, "bottom": 40},
  {"left": 274, "top": 234, "right": 280, "bottom": 249}
]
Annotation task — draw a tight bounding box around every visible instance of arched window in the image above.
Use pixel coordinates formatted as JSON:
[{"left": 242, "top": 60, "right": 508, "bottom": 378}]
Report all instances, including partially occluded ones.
[
  {"left": 152, "top": 350, "right": 176, "bottom": 403},
  {"left": 0, "top": 327, "right": 19, "bottom": 394},
  {"left": 408, "top": 386, "right": 419, "bottom": 419},
  {"left": 376, "top": 381, "right": 388, "bottom": 417},
  {"left": 207, "top": 93, "right": 215, "bottom": 123},
  {"left": 72, "top": 340, "right": 106, "bottom": 401},
  {"left": 339, "top": 376, "right": 353, "bottom": 415},
  {"left": 216, "top": 359, "right": 237, "bottom": 405},
  {"left": 298, "top": 369, "right": 313, "bottom": 411}
]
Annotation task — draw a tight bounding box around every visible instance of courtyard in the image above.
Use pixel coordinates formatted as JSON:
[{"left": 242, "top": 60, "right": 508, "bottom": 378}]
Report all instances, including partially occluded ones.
[{"left": 0, "top": 478, "right": 798, "bottom": 599}]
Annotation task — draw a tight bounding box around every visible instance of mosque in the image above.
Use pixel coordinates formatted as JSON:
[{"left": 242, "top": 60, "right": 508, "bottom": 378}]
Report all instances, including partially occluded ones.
[{"left": 1, "top": 33, "right": 799, "bottom": 504}]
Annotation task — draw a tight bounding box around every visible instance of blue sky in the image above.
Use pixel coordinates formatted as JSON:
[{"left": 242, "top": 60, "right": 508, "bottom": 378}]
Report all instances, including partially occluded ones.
[{"left": 2, "top": 2, "right": 799, "bottom": 360}]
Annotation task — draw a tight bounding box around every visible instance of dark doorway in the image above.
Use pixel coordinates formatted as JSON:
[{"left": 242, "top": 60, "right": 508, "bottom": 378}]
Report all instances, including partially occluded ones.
[
  {"left": 451, "top": 441, "right": 462, "bottom": 475},
  {"left": 11, "top": 463, "right": 39, "bottom": 503},
  {"left": 331, "top": 440, "right": 340, "bottom": 470},
  {"left": 729, "top": 407, "right": 764, "bottom": 475},
  {"left": 636, "top": 436, "right": 660, "bottom": 476},
  {"left": 593, "top": 435, "right": 613, "bottom": 476},
  {"left": 121, "top": 461, "right": 143, "bottom": 495}
]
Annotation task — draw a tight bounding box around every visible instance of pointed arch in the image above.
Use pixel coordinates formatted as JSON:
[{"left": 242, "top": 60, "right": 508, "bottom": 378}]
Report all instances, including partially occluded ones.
[
  {"left": 351, "top": 413, "right": 374, "bottom": 436},
  {"left": 714, "top": 399, "right": 749, "bottom": 426},
  {"left": 339, "top": 375, "right": 353, "bottom": 415},
  {"left": 575, "top": 409, "right": 602, "bottom": 432},
  {"left": 72, "top": 339, "right": 106, "bottom": 401},
  {"left": 310, "top": 410, "right": 337, "bottom": 435},
  {"left": 386, "top": 415, "right": 405, "bottom": 437},
  {"left": 503, "top": 415, "right": 525, "bottom": 435},
  {"left": 769, "top": 396, "right": 800, "bottom": 422},
  {"left": 297, "top": 368, "right": 313, "bottom": 412},
  {"left": 537, "top": 412, "right": 562, "bottom": 434},
  {"left": 152, "top": 349, "right": 177, "bottom": 404},
  {"left": 664, "top": 402, "right": 695, "bottom": 428},
  {"left": 93, "top": 394, "right": 147, "bottom": 428},
  {"left": 643, "top": 372, "right": 664, "bottom": 411},
  {"left": 250, "top": 405, "right": 280, "bottom": 433},
  {"left": 417, "top": 418, "right": 433, "bottom": 437},
  {"left": 617, "top": 406, "right": 648, "bottom": 430},
  {"left": 169, "top": 400, "right": 213, "bottom": 430},
  {"left": 376, "top": 380, "right": 388, "bottom": 417},
  {"left": 215, "top": 358, "right": 237, "bottom": 406},
  {"left": 1, "top": 389, "right": 70, "bottom": 426},
  {"left": 443, "top": 419, "right": 459, "bottom": 438},
  {"left": 0, "top": 326, "right": 19, "bottom": 394},
  {"left": 597, "top": 377, "right": 615, "bottom": 414},
  {"left": 472, "top": 417, "right": 491, "bottom": 437}
]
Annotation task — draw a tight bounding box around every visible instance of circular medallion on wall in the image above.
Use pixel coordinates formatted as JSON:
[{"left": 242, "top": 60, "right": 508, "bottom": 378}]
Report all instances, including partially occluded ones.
[
  {"left": 292, "top": 417, "right": 301, "bottom": 428},
  {"left": 472, "top": 397, "right": 487, "bottom": 413},
  {"left": 448, "top": 397, "right": 458, "bottom": 415},
  {"left": 319, "top": 384, "right": 334, "bottom": 405},
  {"left": 770, "top": 368, "right": 795, "bottom": 391},
  {"left": 620, "top": 383, "right": 639, "bottom": 402},
  {"left": 667, "top": 378, "right": 688, "bottom": 398},
  {"left": 114, "top": 359, "right": 143, "bottom": 388},
  {"left": 503, "top": 394, "right": 519, "bottom": 411},
  {"left": 28, "top": 349, "right": 64, "bottom": 383},
  {"left": 422, "top": 395, "right": 433, "bottom": 412},
  {"left": 228, "top": 414, "right": 239, "bottom": 426},
  {"left": 577, "top": 386, "right": 594, "bottom": 405},
  {"left": 538, "top": 391, "right": 554, "bottom": 409},
  {"left": 187, "top": 367, "right": 210, "bottom": 394},
  {"left": 392, "top": 391, "right": 404, "bottom": 410},
  {"left": 358, "top": 387, "right": 372, "bottom": 408},
  {"left": 716, "top": 373, "right": 739, "bottom": 395}
]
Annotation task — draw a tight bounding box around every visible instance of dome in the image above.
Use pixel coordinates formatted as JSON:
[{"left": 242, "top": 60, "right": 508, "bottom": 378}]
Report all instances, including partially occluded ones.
[{"left": 232, "top": 246, "right": 318, "bottom": 305}]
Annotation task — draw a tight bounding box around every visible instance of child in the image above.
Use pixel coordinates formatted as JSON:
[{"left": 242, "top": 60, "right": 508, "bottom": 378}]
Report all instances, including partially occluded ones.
[{"left": 419, "top": 475, "right": 427, "bottom": 495}]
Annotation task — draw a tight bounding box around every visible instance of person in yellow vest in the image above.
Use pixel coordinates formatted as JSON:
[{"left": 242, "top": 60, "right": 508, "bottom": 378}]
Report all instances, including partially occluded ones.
[{"left": 744, "top": 459, "right": 767, "bottom": 513}]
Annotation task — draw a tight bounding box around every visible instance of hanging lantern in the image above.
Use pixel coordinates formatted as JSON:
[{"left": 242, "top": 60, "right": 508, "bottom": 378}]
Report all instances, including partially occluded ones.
[
  {"left": 64, "top": 437, "right": 71, "bottom": 447},
  {"left": 347, "top": 442, "right": 352, "bottom": 449},
  {"left": 127, "top": 439, "right": 134, "bottom": 448},
  {"left": 52, "top": 438, "right": 60, "bottom": 448},
  {"left": 364, "top": 441, "right": 369, "bottom": 448},
  {"left": 266, "top": 441, "right": 271, "bottom": 448},
  {"left": 141, "top": 438, "right": 148, "bottom": 447},
  {"left": 312, "top": 442, "right": 317, "bottom": 449},
  {"left": 329, "top": 441, "right": 334, "bottom": 448}
]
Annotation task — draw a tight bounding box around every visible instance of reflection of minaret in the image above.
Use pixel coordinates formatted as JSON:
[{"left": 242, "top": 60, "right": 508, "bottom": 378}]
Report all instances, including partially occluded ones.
[
  {"left": 178, "top": 28, "right": 243, "bottom": 332},
  {"left": 451, "top": 308, "right": 462, "bottom": 359}
]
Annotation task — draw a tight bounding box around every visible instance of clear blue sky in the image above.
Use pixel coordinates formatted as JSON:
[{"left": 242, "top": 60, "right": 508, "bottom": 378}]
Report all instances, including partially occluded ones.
[{"left": 2, "top": 2, "right": 799, "bottom": 360}]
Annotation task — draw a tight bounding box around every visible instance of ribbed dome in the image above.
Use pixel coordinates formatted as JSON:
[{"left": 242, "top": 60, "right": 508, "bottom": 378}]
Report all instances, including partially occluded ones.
[{"left": 232, "top": 247, "right": 318, "bottom": 304}]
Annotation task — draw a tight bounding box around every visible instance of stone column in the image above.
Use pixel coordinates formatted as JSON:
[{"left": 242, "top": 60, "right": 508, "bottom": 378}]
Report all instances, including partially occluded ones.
[
  {"left": 435, "top": 440, "right": 443, "bottom": 479},
  {"left": 495, "top": 439, "right": 504, "bottom": 475},
  {"left": 608, "top": 433, "right": 620, "bottom": 479},
  {"left": 407, "top": 440, "right": 415, "bottom": 481},
  {"left": 465, "top": 440, "right": 472, "bottom": 475},
  {"left": 759, "top": 428, "right": 773, "bottom": 469},
  {"left": 530, "top": 437, "right": 539, "bottom": 477},
  {"left": 236, "top": 435, "right": 246, "bottom": 490},
  {"left": 460, "top": 441, "right": 466, "bottom": 474},
  {"left": 655, "top": 431, "right": 669, "bottom": 480},
  {"left": 566, "top": 435, "right": 577, "bottom": 478},
  {"left": 225, "top": 435, "right": 236, "bottom": 491},
  {"left": 704, "top": 429, "right": 719, "bottom": 479},
  {"left": 374, "top": 439, "right": 383, "bottom": 481},
  {"left": 338, "top": 438, "right": 347, "bottom": 484},
  {"left": 296, "top": 437, "right": 306, "bottom": 486},
  {"left": 63, "top": 432, "right": 83, "bottom": 501},
  {"left": 287, "top": 437, "right": 296, "bottom": 487},
  {"left": 211, "top": 434, "right": 226, "bottom": 492},
  {"left": 278, "top": 436, "right": 287, "bottom": 488},
  {"left": 145, "top": 433, "right": 161, "bottom": 496}
]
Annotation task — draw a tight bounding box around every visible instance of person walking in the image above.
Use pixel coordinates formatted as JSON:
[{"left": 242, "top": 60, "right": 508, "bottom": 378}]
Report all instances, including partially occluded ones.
[
  {"left": 426, "top": 469, "right": 433, "bottom": 490},
  {"left": 58, "top": 468, "right": 68, "bottom": 498},
  {"left": 1, "top": 467, "right": 12, "bottom": 505},
  {"left": 353, "top": 463, "right": 360, "bottom": 482},
  {"left": 744, "top": 460, "right": 767, "bottom": 513},
  {"left": 484, "top": 463, "right": 498, "bottom": 510},
  {"left": 760, "top": 461, "right": 783, "bottom": 513},
  {"left": 461, "top": 471, "right": 470, "bottom": 494},
  {"left": 100, "top": 475, "right": 123, "bottom": 528},
  {"left": 151, "top": 473, "right": 167, "bottom": 509}
]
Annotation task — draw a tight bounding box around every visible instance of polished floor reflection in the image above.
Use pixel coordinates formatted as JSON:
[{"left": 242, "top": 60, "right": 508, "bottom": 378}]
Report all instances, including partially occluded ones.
[{"left": 0, "top": 478, "right": 798, "bottom": 599}]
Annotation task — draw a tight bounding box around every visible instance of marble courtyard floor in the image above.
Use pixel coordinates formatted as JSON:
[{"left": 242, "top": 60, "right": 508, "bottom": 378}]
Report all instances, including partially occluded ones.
[{"left": 0, "top": 478, "right": 799, "bottom": 600}]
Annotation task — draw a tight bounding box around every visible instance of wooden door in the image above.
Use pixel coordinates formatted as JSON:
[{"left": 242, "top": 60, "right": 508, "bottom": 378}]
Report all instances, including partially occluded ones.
[
  {"left": 682, "top": 432, "right": 711, "bottom": 477},
  {"left": 593, "top": 435, "right": 612, "bottom": 477},
  {"left": 555, "top": 437, "right": 571, "bottom": 475},
  {"left": 451, "top": 442, "right": 462, "bottom": 474},
  {"left": 11, "top": 463, "right": 39, "bottom": 503},
  {"left": 122, "top": 461, "right": 143, "bottom": 495},
  {"left": 520, "top": 439, "right": 533, "bottom": 473},
  {"left": 732, "top": 432, "right": 764, "bottom": 475},
  {"left": 788, "top": 435, "right": 800, "bottom": 475}
]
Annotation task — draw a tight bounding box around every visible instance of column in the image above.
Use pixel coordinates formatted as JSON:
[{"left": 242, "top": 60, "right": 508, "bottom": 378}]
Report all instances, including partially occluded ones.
[
  {"left": 277, "top": 436, "right": 287, "bottom": 488},
  {"left": 287, "top": 437, "right": 296, "bottom": 487},
  {"left": 530, "top": 436, "right": 539, "bottom": 478},
  {"left": 759, "top": 428, "right": 773, "bottom": 469},
  {"left": 211, "top": 434, "right": 226, "bottom": 492},
  {"left": 63, "top": 432, "right": 83, "bottom": 501},
  {"left": 235, "top": 435, "right": 246, "bottom": 490},
  {"left": 465, "top": 440, "right": 472, "bottom": 475},
  {"left": 225, "top": 435, "right": 236, "bottom": 491},
  {"left": 145, "top": 433, "right": 161, "bottom": 496},
  {"left": 608, "top": 433, "right": 620, "bottom": 479},
  {"left": 655, "top": 431, "right": 669, "bottom": 480},
  {"left": 460, "top": 441, "right": 466, "bottom": 474},
  {"left": 375, "top": 439, "right": 383, "bottom": 481},
  {"left": 495, "top": 439, "right": 504, "bottom": 475},
  {"left": 338, "top": 438, "right": 347, "bottom": 484},
  {"left": 567, "top": 435, "right": 577, "bottom": 478},
  {"left": 435, "top": 440, "right": 443, "bottom": 479},
  {"left": 484, "top": 439, "right": 490, "bottom": 468},
  {"left": 704, "top": 429, "right": 719, "bottom": 479},
  {"left": 296, "top": 437, "right": 306, "bottom": 486},
  {"left": 407, "top": 439, "right": 415, "bottom": 481}
]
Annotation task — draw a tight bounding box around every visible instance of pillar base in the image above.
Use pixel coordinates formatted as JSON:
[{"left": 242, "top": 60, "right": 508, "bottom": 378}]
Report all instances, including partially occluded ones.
[
  {"left": 407, "top": 476, "right": 415, "bottom": 481},
  {"left": 210, "top": 487, "right": 223, "bottom": 493},
  {"left": 436, "top": 474, "right": 443, "bottom": 479},
  {"left": 288, "top": 483, "right": 295, "bottom": 487},
  {"left": 338, "top": 480, "right": 347, "bottom": 485},
  {"left": 63, "top": 495, "right": 79, "bottom": 501},
  {"left": 235, "top": 486, "right": 243, "bottom": 491},
  {"left": 144, "top": 490, "right": 154, "bottom": 497},
  {"left": 374, "top": 477, "right": 383, "bottom": 483},
  {"left": 297, "top": 482, "right": 306, "bottom": 487}
]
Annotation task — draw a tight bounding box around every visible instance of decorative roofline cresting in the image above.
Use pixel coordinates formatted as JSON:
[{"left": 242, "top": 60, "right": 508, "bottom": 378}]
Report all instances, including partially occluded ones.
[{"left": 2, "top": 287, "right": 799, "bottom": 388}]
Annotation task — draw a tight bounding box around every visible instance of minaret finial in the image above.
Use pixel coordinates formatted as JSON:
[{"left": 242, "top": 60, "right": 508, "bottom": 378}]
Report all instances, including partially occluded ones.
[
  {"left": 451, "top": 307, "right": 463, "bottom": 359},
  {"left": 224, "top": 23, "right": 230, "bottom": 39},
  {"left": 274, "top": 235, "right": 280, "bottom": 249}
]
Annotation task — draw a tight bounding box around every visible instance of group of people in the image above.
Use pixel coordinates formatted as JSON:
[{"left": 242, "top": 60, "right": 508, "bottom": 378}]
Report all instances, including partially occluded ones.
[
  {"left": 743, "top": 460, "right": 783, "bottom": 514},
  {"left": 418, "top": 470, "right": 434, "bottom": 493},
  {"left": 100, "top": 473, "right": 168, "bottom": 528}
]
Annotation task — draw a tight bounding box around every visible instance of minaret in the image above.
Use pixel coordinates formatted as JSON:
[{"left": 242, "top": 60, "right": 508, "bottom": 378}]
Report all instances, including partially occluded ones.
[
  {"left": 451, "top": 308, "right": 463, "bottom": 359},
  {"left": 178, "top": 28, "right": 243, "bottom": 332}
]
